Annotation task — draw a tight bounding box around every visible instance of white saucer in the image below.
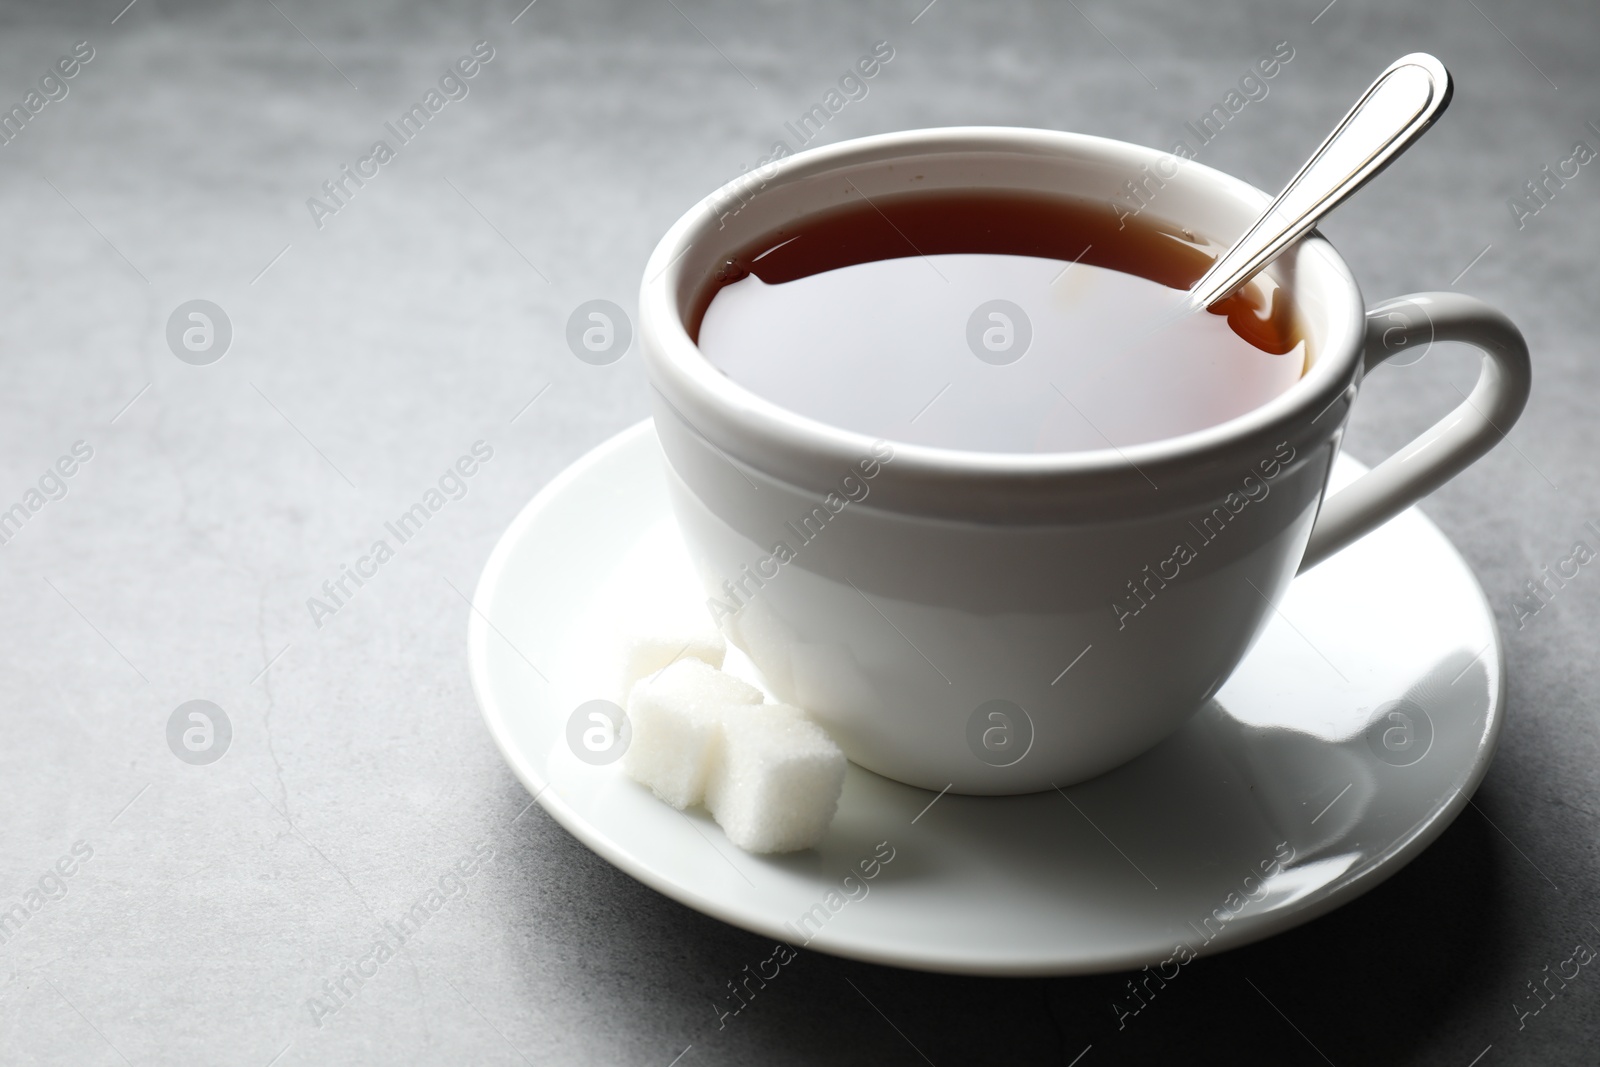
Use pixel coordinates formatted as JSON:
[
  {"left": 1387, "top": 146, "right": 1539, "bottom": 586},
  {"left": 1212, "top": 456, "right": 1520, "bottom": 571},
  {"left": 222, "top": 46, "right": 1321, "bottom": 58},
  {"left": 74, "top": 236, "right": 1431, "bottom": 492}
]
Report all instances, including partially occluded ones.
[{"left": 468, "top": 421, "right": 1503, "bottom": 976}]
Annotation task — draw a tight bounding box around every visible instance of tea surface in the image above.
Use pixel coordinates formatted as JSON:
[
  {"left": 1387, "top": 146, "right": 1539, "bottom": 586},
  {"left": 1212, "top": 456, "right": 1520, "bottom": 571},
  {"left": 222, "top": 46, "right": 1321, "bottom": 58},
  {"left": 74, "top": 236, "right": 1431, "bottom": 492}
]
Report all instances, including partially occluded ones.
[{"left": 695, "top": 191, "right": 1308, "bottom": 453}]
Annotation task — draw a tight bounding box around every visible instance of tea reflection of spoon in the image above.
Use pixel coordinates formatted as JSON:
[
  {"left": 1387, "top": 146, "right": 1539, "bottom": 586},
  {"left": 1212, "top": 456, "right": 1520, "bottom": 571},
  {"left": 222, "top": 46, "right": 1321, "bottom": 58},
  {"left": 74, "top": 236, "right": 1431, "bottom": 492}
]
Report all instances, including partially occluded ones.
[{"left": 1187, "top": 52, "right": 1453, "bottom": 310}]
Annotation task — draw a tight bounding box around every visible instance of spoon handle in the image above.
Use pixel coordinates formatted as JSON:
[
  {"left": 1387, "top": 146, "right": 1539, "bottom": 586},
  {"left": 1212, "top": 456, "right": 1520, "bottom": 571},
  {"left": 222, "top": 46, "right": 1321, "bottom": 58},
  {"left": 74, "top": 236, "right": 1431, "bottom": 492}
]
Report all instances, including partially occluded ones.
[{"left": 1189, "top": 52, "right": 1453, "bottom": 311}]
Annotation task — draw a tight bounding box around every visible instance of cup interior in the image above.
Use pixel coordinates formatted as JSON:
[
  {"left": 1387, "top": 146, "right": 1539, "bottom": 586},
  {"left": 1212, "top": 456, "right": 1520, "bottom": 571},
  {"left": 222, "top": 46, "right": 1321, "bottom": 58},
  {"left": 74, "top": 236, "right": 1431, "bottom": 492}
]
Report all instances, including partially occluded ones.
[{"left": 640, "top": 128, "right": 1366, "bottom": 520}]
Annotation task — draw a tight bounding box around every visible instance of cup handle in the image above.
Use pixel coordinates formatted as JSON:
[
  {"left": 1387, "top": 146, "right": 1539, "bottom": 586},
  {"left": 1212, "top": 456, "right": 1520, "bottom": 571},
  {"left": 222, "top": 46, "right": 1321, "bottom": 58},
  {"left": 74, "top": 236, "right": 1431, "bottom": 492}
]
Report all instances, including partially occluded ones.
[{"left": 1299, "top": 291, "right": 1532, "bottom": 573}]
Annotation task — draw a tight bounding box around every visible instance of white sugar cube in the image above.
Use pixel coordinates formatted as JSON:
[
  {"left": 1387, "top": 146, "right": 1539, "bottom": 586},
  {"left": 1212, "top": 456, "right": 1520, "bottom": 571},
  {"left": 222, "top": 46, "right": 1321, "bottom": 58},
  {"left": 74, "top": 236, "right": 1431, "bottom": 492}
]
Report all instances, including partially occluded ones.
[
  {"left": 617, "top": 623, "right": 727, "bottom": 698},
  {"left": 706, "top": 705, "right": 847, "bottom": 854},
  {"left": 624, "top": 659, "right": 762, "bottom": 809}
]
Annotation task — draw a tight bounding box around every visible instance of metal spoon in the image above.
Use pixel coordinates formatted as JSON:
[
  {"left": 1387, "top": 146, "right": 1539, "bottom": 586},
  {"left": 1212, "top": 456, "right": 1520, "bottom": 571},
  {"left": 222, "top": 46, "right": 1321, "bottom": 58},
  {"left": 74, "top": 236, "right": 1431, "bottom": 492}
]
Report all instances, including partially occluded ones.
[{"left": 1187, "top": 52, "right": 1453, "bottom": 310}]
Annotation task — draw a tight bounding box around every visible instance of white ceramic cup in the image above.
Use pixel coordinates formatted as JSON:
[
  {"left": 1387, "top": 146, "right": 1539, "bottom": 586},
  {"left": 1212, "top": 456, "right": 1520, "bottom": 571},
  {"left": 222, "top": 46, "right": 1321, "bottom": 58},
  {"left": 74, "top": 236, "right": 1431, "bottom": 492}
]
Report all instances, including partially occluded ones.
[{"left": 639, "top": 127, "right": 1529, "bottom": 795}]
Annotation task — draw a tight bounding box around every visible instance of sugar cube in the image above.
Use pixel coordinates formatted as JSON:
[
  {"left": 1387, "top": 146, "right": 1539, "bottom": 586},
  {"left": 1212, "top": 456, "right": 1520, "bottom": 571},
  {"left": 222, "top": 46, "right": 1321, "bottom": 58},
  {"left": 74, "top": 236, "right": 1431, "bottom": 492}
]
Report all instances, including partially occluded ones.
[
  {"left": 617, "top": 623, "right": 727, "bottom": 699},
  {"left": 624, "top": 659, "right": 762, "bottom": 809},
  {"left": 706, "top": 705, "right": 847, "bottom": 854}
]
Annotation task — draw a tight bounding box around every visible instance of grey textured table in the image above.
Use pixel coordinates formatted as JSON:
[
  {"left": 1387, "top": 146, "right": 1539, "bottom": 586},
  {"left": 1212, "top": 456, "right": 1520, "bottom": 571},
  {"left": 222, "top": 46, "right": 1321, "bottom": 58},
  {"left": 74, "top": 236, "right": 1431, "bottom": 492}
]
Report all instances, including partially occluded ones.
[{"left": 1, "top": 0, "right": 1595, "bottom": 1063}]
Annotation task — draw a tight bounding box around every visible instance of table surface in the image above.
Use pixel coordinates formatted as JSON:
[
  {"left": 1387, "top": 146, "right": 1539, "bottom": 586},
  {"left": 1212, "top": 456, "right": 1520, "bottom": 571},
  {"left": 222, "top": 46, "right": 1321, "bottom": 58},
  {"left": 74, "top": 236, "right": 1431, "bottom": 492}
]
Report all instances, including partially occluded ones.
[{"left": 1, "top": 1, "right": 1595, "bottom": 1064}]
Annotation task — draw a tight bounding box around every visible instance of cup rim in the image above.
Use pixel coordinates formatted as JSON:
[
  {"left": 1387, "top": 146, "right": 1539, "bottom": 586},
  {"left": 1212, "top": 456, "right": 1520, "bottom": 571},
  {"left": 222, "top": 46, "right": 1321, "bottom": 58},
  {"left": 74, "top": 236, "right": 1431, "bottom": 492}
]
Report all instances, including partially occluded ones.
[{"left": 640, "top": 126, "right": 1364, "bottom": 515}]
